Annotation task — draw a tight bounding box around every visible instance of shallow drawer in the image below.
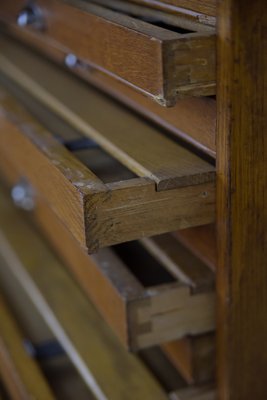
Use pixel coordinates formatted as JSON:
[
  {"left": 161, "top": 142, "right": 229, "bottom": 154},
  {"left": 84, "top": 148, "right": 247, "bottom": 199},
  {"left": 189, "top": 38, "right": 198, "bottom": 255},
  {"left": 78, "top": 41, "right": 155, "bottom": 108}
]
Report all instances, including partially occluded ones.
[
  {"left": 0, "top": 189, "right": 174, "bottom": 400},
  {"left": 0, "top": 0, "right": 215, "bottom": 105},
  {"left": 0, "top": 34, "right": 217, "bottom": 159},
  {"left": 4, "top": 177, "right": 215, "bottom": 351},
  {"left": 0, "top": 46, "right": 215, "bottom": 253}
]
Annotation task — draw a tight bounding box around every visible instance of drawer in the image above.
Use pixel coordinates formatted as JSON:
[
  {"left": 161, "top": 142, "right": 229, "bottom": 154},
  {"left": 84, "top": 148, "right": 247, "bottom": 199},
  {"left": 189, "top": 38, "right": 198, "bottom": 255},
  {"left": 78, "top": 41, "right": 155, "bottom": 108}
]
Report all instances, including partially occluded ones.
[
  {"left": 3, "top": 179, "right": 215, "bottom": 350},
  {"left": 0, "top": 34, "right": 217, "bottom": 158},
  {"left": 0, "top": 0, "right": 216, "bottom": 106},
  {"left": 0, "top": 187, "right": 173, "bottom": 400},
  {"left": 0, "top": 41, "right": 215, "bottom": 253}
]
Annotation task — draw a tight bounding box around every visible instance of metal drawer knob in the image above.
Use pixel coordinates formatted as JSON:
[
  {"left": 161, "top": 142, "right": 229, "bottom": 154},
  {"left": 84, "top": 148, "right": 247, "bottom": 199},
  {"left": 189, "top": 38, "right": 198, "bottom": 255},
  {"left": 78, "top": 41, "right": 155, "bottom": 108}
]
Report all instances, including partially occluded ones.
[
  {"left": 17, "top": 5, "right": 44, "bottom": 29},
  {"left": 11, "top": 180, "right": 35, "bottom": 211}
]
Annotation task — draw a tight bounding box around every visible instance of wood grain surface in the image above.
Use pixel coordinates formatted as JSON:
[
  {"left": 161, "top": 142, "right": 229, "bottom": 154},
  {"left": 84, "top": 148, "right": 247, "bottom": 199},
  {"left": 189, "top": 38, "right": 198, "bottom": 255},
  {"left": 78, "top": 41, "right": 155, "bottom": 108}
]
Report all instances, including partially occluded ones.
[
  {"left": 76, "top": 69, "right": 217, "bottom": 158},
  {"left": 217, "top": 0, "right": 267, "bottom": 398},
  {"left": 0, "top": 36, "right": 215, "bottom": 191},
  {"left": 0, "top": 33, "right": 217, "bottom": 157},
  {"left": 0, "top": 186, "right": 169, "bottom": 400},
  {"left": 0, "top": 174, "right": 215, "bottom": 350},
  {"left": 0, "top": 73, "right": 215, "bottom": 252},
  {"left": 0, "top": 0, "right": 215, "bottom": 104}
]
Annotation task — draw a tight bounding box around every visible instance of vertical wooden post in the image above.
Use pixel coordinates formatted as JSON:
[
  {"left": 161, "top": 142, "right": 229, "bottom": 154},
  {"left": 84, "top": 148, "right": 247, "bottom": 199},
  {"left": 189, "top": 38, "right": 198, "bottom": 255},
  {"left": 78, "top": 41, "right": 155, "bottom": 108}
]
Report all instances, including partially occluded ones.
[{"left": 217, "top": 0, "right": 267, "bottom": 399}]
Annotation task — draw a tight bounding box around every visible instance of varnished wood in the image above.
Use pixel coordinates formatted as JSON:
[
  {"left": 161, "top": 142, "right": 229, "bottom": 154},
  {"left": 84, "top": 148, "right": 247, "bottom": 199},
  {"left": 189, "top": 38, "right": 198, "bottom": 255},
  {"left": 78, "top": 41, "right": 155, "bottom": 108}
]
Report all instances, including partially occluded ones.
[
  {"left": 0, "top": 187, "right": 169, "bottom": 400},
  {"left": 0, "top": 82, "right": 215, "bottom": 252},
  {"left": 217, "top": 0, "right": 267, "bottom": 399},
  {"left": 0, "top": 35, "right": 217, "bottom": 157},
  {"left": 0, "top": 0, "right": 216, "bottom": 105},
  {"left": 0, "top": 36, "right": 215, "bottom": 191},
  {"left": 0, "top": 294, "right": 55, "bottom": 400},
  {"left": 0, "top": 173, "right": 215, "bottom": 349},
  {"left": 77, "top": 70, "right": 216, "bottom": 158}
]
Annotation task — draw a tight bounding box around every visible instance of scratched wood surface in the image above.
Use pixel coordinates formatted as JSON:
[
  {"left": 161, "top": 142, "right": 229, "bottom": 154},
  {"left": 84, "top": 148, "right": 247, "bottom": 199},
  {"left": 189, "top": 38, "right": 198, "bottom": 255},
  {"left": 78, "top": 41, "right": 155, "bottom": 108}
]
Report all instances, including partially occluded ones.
[
  {"left": 0, "top": 81, "right": 215, "bottom": 252},
  {"left": 0, "top": 36, "right": 215, "bottom": 191},
  {"left": 217, "top": 0, "right": 267, "bottom": 398},
  {"left": 0, "top": 173, "right": 215, "bottom": 350},
  {"left": 0, "top": 187, "right": 169, "bottom": 400},
  {"left": 0, "top": 294, "right": 55, "bottom": 400},
  {"left": 0, "top": 0, "right": 215, "bottom": 104},
  {"left": 0, "top": 34, "right": 217, "bottom": 157}
]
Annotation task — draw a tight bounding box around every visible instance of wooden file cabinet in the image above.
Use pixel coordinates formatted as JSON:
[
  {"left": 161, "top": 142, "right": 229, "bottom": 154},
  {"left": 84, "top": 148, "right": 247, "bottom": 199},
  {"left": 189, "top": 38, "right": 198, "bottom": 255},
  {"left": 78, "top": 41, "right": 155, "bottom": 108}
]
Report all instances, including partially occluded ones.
[{"left": 0, "top": 0, "right": 265, "bottom": 399}]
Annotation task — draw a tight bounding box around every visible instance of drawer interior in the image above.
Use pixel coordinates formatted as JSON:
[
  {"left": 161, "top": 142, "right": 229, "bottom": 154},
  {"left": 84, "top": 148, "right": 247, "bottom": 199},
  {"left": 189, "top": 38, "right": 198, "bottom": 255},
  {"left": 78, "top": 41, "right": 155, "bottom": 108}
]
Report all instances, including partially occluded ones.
[
  {"left": 0, "top": 192, "right": 215, "bottom": 398},
  {"left": 5, "top": 176, "right": 215, "bottom": 350},
  {"left": 0, "top": 36, "right": 215, "bottom": 253}
]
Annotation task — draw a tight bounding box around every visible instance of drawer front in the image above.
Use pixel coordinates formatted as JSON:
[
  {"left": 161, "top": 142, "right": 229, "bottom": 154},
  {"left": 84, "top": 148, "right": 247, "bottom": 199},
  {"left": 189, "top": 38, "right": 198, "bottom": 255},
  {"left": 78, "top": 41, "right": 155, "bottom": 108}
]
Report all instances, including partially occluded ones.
[{"left": 0, "top": 0, "right": 215, "bottom": 105}]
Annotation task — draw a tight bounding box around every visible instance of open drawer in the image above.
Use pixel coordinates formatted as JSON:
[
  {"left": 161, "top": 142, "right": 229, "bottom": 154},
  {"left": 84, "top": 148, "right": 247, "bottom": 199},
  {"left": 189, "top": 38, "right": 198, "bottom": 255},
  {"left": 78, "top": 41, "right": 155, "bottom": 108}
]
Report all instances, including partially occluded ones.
[
  {"left": 0, "top": 188, "right": 170, "bottom": 400},
  {"left": 0, "top": 40, "right": 215, "bottom": 253},
  {"left": 0, "top": 0, "right": 215, "bottom": 106},
  {"left": 0, "top": 182, "right": 215, "bottom": 352},
  {"left": 1, "top": 180, "right": 215, "bottom": 350}
]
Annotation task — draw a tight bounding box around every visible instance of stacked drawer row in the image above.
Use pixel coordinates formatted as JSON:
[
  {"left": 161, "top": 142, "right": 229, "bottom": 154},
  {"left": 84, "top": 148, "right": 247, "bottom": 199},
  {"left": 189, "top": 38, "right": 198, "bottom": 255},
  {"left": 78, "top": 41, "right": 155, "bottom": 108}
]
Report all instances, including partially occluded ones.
[{"left": 0, "top": 0, "right": 216, "bottom": 398}]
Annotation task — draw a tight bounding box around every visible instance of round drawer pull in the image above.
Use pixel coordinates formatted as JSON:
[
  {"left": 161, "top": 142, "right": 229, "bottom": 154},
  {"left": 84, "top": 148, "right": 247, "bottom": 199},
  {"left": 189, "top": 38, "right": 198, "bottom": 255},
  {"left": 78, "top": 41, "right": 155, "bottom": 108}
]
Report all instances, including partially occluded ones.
[
  {"left": 64, "top": 53, "right": 78, "bottom": 68},
  {"left": 17, "top": 5, "right": 44, "bottom": 29},
  {"left": 11, "top": 180, "right": 35, "bottom": 211}
]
